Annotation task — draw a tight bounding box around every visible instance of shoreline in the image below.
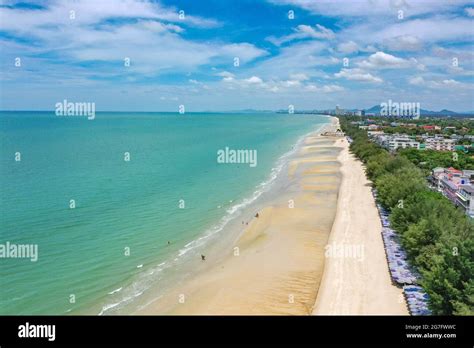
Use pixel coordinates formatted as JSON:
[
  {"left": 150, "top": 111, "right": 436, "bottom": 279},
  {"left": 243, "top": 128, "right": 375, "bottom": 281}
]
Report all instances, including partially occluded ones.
[
  {"left": 93, "top": 117, "right": 333, "bottom": 315},
  {"left": 137, "top": 116, "right": 407, "bottom": 315}
]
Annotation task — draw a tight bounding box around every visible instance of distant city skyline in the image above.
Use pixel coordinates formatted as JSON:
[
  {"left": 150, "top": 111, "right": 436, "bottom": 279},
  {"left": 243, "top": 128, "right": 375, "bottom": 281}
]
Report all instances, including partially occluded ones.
[{"left": 1, "top": 0, "right": 473, "bottom": 112}]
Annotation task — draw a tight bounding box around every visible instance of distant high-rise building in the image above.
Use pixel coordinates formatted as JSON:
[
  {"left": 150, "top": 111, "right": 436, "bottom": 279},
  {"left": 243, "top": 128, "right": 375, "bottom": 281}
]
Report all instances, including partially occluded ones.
[{"left": 335, "top": 105, "right": 344, "bottom": 116}]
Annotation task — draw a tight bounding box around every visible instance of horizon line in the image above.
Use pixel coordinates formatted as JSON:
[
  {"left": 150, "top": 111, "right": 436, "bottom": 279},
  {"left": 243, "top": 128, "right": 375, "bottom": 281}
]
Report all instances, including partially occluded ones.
[{"left": 1, "top": 108, "right": 473, "bottom": 114}]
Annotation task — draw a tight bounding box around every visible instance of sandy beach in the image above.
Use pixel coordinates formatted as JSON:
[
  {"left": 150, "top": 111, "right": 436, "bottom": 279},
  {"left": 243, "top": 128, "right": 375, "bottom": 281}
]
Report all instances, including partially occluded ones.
[
  {"left": 138, "top": 117, "right": 407, "bottom": 315},
  {"left": 313, "top": 126, "right": 408, "bottom": 315}
]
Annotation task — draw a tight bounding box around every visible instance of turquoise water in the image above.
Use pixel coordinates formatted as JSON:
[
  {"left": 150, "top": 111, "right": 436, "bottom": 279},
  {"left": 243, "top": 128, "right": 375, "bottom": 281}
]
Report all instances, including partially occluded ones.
[{"left": 0, "top": 112, "right": 328, "bottom": 314}]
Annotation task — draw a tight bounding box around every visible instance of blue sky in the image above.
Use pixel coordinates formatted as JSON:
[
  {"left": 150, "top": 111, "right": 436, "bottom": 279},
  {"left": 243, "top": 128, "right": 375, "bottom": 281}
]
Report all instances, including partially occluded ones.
[{"left": 0, "top": 0, "right": 473, "bottom": 112}]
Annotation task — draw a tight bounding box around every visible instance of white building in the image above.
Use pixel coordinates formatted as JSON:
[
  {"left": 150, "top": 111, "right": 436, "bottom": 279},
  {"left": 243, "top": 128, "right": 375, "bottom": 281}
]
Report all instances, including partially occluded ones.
[
  {"left": 456, "top": 185, "right": 474, "bottom": 218},
  {"left": 425, "top": 138, "right": 455, "bottom": 151},
  {"left": 367, "top": 130, "right": 385, "bottom": 137},
  {"left": 388, "top": 136, "right": 420, "bottom": 151}
]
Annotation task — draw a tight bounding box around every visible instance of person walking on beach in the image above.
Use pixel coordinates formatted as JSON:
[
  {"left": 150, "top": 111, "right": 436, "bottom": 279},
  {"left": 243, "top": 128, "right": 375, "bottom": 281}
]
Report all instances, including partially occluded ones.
[{"left": 201, "top": 254, "right": 206, "bottom": 261}]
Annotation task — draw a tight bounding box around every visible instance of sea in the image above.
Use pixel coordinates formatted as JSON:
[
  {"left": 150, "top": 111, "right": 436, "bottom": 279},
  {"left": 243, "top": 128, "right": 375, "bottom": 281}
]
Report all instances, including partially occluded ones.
[{"left": 0, "top": 111, "right": 329, "bottom": 314}]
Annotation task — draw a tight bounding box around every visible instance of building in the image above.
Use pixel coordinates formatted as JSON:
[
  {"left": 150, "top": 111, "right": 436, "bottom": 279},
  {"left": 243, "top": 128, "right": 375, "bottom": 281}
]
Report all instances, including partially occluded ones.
[
  {"left": 430, "top": 167, "right": 474, "bottom": 218},
  {"left": 367, "top": 130, "right": 460, "bottom": 153},
  {"left": 440, "top": 177, "right": 460, "bottom": 203},
  {"left": 450, "top": 134, "right": 463, "bottom": 141},
  {"left": 387, "top": 135, "right": 420, "bottom": 151},
  {"left": 429, "top": 167, "right": 445, "bottom": 190},
  {"left": 456, "top": 185, "right": 474, "bottom": 217},
  {"left": 369, "top": 133, "right": 420, "bottom": 151},
  {"left": 367, "top": 130, "right": 385, "bottom": 137},
  {"left": 335, "top": 105, "right": 344, "bottom": 116},
  {"left": 425, "top": 138, "right": 455, "bottom": 151},
  {"left": 422, "top": 125, "right": 441, "bottom": 131}
]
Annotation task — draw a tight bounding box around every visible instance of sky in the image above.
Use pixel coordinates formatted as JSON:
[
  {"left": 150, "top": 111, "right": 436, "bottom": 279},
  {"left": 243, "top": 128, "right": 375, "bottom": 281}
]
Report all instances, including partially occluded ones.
[{"left": 0, "top": 0, "right": 473, "bottom": 112}]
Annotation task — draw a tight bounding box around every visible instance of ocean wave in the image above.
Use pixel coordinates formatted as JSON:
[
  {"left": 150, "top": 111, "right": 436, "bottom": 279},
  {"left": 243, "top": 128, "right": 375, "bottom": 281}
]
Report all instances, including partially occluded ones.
[
  {"left": 99, "top": 289, "right": 144, "bottom": 315},
  {"left": 108, "top": 287, "right": 122, "bottom": 295}
]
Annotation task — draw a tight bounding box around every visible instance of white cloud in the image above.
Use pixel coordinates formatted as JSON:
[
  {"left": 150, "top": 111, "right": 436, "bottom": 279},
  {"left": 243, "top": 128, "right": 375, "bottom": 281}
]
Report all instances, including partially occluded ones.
[
  {"left": 219, "top": 73, "right": 344, "bottom": 95},
  {"left": 416, "top": 46, "right": 474, "bottom": 75},
  {"left": 0, "top": 0, "right": 266, "bottom": 77},
  {"left": 337, "top": 41, "right": 359, "bottom": 54},
  {"left": 357, "top": 51, "right": 414, "bottom": 69},
  {"left": 408, "top": 76, "right": 425, "bottom": 86},
  {"left": 441, "top": 79, "right": 462, "bottom": 87},
  {"left": 267, "top": 24, "right": 334, "bottom": 45},
  {"left": 244, "top": 76, "right": 264, "bottom": 84},
  {"left": 383, "top": 35, "right": 423, "bottom": 51},
  {"left": 215, "top": 71, "right": 235, "bottom": 78},
  {"left": 289, "top": 73, "right": 310, "bottom": 81},
  {"left": 448, "top": 65, "right": 474, "bottom": 76},
  {"left": 1, "top": 0, "right": 472, "bottom": 112},
  {"left": 268, "top": 0, "right": 473, "bottom": 18},
  {"left": 299, "top": 24, "right": 335, "bottom": 39},
  {"left": 160, "top": 96, "right": 179, "bottom": 101},
  {"left": 222, "top": 75, "right": 266, "bottom": 88},
  {"left": 219, "top": 43, "right": 268, "bottom": 63},
  {"left": 306, "top": 84, "right": 344, "bottom": 93},
  {"left": 281, "top": 80, "right": 301, "bottom": 87},
  {"left": 0, "top": 0, "right": 222, "bottom": 34},
  {"left": 431, "top": 46, "right": 474, "bottom": 61},
  {"left": 465, "top": 7, "right": 474, "bottom": 16},
  {"left": 245, "top": 41, "right": 334, "bottom": 80},
  {"left": 409, "top": 76, "right": 470, "bottom": 89},
  {"left": 335, "top": 68, "right": 383, "bottom": 83},
  {"left": 370, "top": 17, "right": 474, "bottom": 44},
  {"left": 334, "top": 16, "right": 473, "bottom": 65}
]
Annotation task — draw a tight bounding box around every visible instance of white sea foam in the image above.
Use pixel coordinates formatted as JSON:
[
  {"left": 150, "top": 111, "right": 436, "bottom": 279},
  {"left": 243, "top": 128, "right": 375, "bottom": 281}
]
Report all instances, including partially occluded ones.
[
  {"left": 99, "top": 289, "right": 144, "bottom": 315},
  {"left": 108, "top": 287, "right": 122, "bottom": 295}
]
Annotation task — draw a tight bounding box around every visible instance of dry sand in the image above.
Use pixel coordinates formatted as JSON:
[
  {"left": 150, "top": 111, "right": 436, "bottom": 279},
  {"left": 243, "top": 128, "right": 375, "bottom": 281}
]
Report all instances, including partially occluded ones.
[{"left": 312, "top": 134, "right": 408, "bottom": 315}]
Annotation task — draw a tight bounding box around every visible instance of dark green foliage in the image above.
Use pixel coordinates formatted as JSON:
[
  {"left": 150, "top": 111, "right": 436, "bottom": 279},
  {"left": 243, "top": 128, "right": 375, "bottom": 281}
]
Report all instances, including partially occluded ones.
[{"left": 399, "top": 148, "right": 474, "bottom": 173}]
